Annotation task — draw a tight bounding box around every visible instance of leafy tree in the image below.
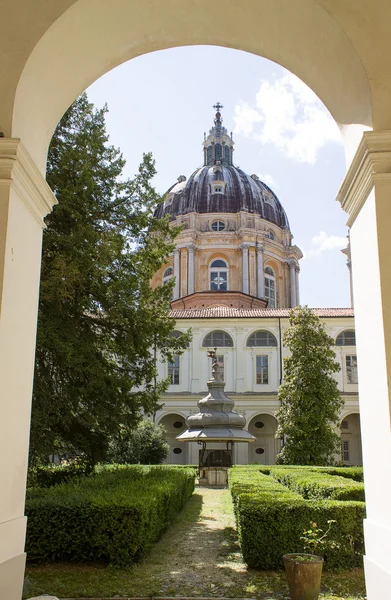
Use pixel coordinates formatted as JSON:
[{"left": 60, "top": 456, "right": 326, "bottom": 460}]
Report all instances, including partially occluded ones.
[
  {"left": 275, "top": 306, "right": 343, "bottom": 465},
  {"left": 31, "top": 93, "right": 190, "bottom": 465},
  {"left": 107, "top": 421, "right": 169, "bottom": 464}
]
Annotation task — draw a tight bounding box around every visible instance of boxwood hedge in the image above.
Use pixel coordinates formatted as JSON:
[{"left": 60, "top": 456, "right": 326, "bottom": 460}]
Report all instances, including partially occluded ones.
[
  {"left": 269, "top": 468, "right": 365, "bottom": 501},
  {"left": 229, "top": 468, "right": 365, "bottom": 570},
  {"left": 26, "top": 465, "right": 196, "bottom": 566}
]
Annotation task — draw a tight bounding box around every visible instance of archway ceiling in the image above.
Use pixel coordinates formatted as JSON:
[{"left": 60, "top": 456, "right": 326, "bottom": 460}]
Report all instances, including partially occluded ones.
[{"left": 2, "top": 0, "right": 391, "bottom": 170}]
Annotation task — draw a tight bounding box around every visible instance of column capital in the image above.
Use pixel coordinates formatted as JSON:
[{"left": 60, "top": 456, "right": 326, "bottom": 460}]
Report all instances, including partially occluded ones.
[
  {"left": 0, "top": 138, "right": 57, "bottom": 228},
  {"left": 173, "top": 248, "right": 180, "bottom": 255},
  {"left": 256, "top": 242, "right": 264, "bottom": 252},
  {"left": 337, "top": 130, "right": 391, "bottom": 227},
  {"left": 186, "top": 243, "right": 196, "bottom": 253},
  {"left": 287, "top": 258, "right": 297, "bottom": 268},
  {"left": 240, "top": 242, "right": 251, "bottom": 251}
]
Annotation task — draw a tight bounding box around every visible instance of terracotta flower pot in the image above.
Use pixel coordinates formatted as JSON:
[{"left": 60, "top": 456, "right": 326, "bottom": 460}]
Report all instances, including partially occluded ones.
[{"left": 283, "top": 553, "right": 324, "bottom": 600}]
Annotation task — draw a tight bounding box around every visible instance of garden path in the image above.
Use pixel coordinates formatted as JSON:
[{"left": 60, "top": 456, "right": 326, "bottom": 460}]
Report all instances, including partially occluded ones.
[{"left": 25, "top": 486, "right": 366, "bottom": 599}]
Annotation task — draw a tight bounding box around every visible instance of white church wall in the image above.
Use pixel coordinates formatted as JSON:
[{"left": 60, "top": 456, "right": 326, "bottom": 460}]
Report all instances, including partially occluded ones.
[{"left": 156, "top": 313, "right": 360, "bottom": 465}]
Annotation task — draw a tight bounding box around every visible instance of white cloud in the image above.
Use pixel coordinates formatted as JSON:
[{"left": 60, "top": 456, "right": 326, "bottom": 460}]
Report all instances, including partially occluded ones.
[
  {"left": 306, "top": 231, "right": 347, "bottom": 258},
  {"left": 257, "top": 172, "right": 279, "bottom": 190},
  {"left": 234, "top": 72, "right": 342, "bottom": 164}
]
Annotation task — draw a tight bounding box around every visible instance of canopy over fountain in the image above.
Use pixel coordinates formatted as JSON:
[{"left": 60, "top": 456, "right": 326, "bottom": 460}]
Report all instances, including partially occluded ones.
[
  {"left": 176, "top": 348, "right": 255, "bottom": 443},
  {"left": 177, "top": 349, "right": 254, "bottom": 485}
]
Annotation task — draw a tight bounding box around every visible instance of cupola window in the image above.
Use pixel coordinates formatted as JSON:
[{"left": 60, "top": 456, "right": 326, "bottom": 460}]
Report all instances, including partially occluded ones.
[
  {"left": 264, "top": 266, "right": 276, "bottom": 308},
  {"left": 210, "top": 259, "right": 228, "bottom": 291},
  {"left": 162, "top": 267, "right": 173, "bottom": 285},
  {"left": 266, "top": 230, "right": 275, "bottom": 240},
  {"left": 211, "top": 221, "right": 226, "bottom": 231}
]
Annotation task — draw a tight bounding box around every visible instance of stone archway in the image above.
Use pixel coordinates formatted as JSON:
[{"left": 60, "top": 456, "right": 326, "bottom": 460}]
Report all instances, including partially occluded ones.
[
  {"left": 3, "top": 3, "right": 391, "bottom": 599},
  {"left": 158, "top": 413, "right": 188, "bottom": 465},
  {"left": 248, "top": 414, "right": 279, "bottom": 465}
]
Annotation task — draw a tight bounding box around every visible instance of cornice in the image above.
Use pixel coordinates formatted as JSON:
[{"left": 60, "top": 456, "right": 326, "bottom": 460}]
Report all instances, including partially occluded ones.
[
  {"left": 0, "top": 138, "right": 57, "bottom": 227},
  {"left": 337, "top": 131, "right": 391, "bottom": 227}
]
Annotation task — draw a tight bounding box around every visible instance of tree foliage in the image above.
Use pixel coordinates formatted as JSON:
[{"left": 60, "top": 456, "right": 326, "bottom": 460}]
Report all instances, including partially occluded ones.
[
  {"left": 107, "top": 421, "right": 170, "bottom": 465},
  {"left": 275, "top": 306, "right": 343, "bottom": 465},
  {"left": 31, "top": 93, "right": 190, "bottom": 465}
]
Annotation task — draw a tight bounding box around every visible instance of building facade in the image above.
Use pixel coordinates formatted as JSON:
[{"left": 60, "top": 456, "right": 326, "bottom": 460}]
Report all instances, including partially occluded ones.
[{"left": 152, "top": 107, "right": 360, "bottom": 466}]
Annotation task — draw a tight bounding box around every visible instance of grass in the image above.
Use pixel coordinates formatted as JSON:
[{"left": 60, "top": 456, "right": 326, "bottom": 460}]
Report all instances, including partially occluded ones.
[{"left": 24, "top": 488, "right": 366, "bottom": 600}]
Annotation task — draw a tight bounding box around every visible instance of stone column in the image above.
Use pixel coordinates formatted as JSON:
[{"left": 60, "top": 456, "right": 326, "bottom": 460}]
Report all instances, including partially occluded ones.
[
  {"left": 0, "top": 139, "right": 56, "bottom": 600},
  {"left": 337, "top": 131, "right": 391, "bottom": 600},
  {"left": 187, "top": 244, "right": 195, "bottom": 295},
  {"left": 289, "top": 260, "right": 296, "bottom": 307},
  {"left": 295, "top": 264, "right": 300, "bottom": 306},
  {"left": 240, "top": 243, "right": 250, "bottom": 294},
  {"left": 256, "top": 243, "right": 264, "bottom": 298},
  {"left": 173, "top": 249, "right": 180, "bottom": 300}
]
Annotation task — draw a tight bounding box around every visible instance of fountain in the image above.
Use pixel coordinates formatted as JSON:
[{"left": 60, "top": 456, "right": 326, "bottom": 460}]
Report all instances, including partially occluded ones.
[{"left": 176, "top": 348, "right": 255, "bottom": 486}]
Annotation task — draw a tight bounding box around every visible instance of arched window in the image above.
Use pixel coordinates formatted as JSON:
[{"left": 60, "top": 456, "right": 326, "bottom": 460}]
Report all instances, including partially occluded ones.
[
  {"left": 163, "top": 267, "right": 173, "bottom": 285},
  {"left": 169, "top": 330, "right": 190, "bottom": 348},
  {"left": 264, "top": 266, "right": 276, "bottom": 308},
  {"left": 336, "top": 330, "right": 356, "bottom": 346},
  {"left": 203, "top": 330, "right": 233, "bottom": 347},
  {"left": 266, "top": 230, "right": 275, "bottom": 240},
  {"left": 247, "top": 330, "right": 278, "bottom": 347},
  {"left": 210, "top": 259, "right": 228, "bottom": 291}
]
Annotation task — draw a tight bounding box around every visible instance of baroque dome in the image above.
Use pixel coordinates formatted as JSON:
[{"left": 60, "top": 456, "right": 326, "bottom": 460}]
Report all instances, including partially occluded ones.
[{"left": 155, "top": 103, "right": 290, "bottom": 231}]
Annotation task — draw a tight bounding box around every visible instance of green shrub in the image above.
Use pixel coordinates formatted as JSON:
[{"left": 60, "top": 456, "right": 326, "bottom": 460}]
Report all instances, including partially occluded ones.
[
  {"left": 27, "top": 462, "right": 93, "bottom": 488},
  {"left": 269, "top": 468, "right": 365, "bottom": 501},
  {"left": 26, "top": 465, "right": 196, "bottom": 566},
  {"left": 228, "top": 468, "right": 365, "bottom": 570}
]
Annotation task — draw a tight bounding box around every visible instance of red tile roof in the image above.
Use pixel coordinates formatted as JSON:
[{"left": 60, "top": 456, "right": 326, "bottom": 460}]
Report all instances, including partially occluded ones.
[{"left": 169, "top": 307, "right": 354, "bottom": 319}]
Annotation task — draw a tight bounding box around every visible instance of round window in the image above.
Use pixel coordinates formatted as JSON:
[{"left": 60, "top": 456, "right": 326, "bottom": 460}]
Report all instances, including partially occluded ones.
[
  {"left": 255, "top": 447, "right": 265, "bottom": 455},
  {"left": 173, "top": 447, "right": 182, "bottom": 455},
  {"left": 211, "top": 221, "right": 225, "bottom": 232},
  {"left": 255, "top": 421, "right": 265, "bottom": 429},
  {"left": 173, "top": 421, "right": 183, "bottom": 429}
]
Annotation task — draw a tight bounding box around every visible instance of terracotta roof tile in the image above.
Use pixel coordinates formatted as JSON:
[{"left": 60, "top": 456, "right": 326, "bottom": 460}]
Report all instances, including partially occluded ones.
[{"left": 169, "top": 307, "right": 354, "bottom": 319}]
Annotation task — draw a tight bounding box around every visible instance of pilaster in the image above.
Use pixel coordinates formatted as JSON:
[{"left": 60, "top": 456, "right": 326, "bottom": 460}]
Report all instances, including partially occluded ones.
[
  {"left": 337, "top": 130, "right": 391, "bottom": 600},
  {"left": 0, "top": 138, "right": 56, "bottom": 600},
  {"left": 240, "top": 242, "right": 250, "bottom": 295},
  {"left": 256, "top": 243, "right": 264, "bottom": 298}
]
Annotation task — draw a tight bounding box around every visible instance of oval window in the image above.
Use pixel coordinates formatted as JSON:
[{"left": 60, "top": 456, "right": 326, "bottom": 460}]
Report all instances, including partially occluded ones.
[
  {"left": 211, "top": 221, "right": 225, "bottom": 231},
  {"left": 255, "top": 447, "right": 265, "bottom": 455},
  {"left": 173, "top": 447, "right": 183, "bottom": 455},
  {"left": 173, "top": 421, "right": 184, "bottom": 429},
  {"left": 255, "top": 421, "right": 265, "bottom": 429}
]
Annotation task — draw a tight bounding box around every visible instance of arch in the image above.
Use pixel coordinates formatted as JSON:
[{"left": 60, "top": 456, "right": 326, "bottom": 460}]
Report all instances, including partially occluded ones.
[
  {"left": 202, "top": 330, "right": 233, "bottom": 347},
  {"left": 247, "top": 330, "right": 278, "bottom": 347},
  {"left": 340, "top": 412, "right": 362, "bottom": 466},
  {"left": 248, "top": 413, "right": 279, "bottom": 465},
  {"left": 8, "top": 1, "right": 372, "bottom": 172},
  {"left": 336, "top": 329, "right": 356, "bottom": 346},
  {"left": 209, "top": 258, "right": 228, "bottom": 291},
  {"left": 158, "top": 412, "right": 188, "bottom": 465}
]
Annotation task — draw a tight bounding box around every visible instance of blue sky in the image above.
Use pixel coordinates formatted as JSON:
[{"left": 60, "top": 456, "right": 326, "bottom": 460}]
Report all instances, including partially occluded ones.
[{"left": 87, "top": 45, "right": 349, "bottom": 308}]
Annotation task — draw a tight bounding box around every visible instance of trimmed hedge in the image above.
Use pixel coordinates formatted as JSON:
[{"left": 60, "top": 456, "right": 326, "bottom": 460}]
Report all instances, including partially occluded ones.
[
  {"left": 229, "top": 468, "right": 365, "bottom": 570},
  {"left": 27, "top": 462, "right": 93, "bottom": 488},
  {"left": 26, "top": 465, "right": 196, "bottom": 566},
  {"left": 269, "top": 468, "right": 365, "bottom": 501}
]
